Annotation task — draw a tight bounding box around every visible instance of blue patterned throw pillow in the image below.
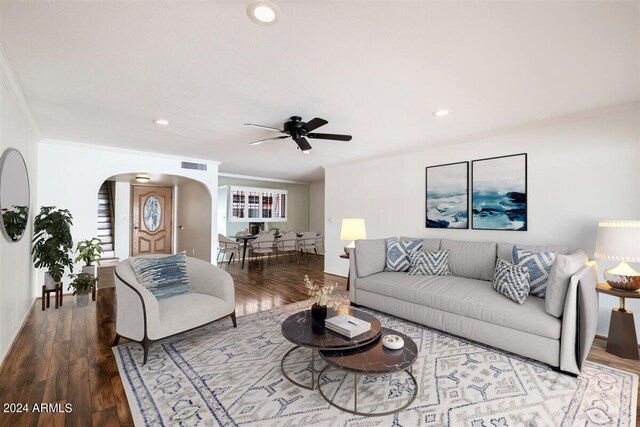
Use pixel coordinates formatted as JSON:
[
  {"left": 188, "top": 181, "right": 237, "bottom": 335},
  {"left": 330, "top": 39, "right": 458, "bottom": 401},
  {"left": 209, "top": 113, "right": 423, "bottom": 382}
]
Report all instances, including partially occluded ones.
[
  {"left": 493, "top": 258, "right": 530, "bottom": 304},
  {"left": 512, "top": 246, "right": 557, "bottom": 298},
  {"left": 385, "top": 239, "right": 423, "bottom": 272},
  {"left": 408, "top": 250, "right": 451, "bottom": 276},
  {"left": 131, "top": 252, "right": 192, "bottom": 300}
]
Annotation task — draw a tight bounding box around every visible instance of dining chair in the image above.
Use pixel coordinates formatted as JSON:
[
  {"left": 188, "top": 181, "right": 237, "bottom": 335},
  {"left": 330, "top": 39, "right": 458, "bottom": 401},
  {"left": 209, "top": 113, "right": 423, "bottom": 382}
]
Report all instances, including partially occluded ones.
[
  {"left": 235, "top": 231, "right": 249, "bottom": 237},
  {"left": 275, "top": 231, "right": 298, "bottom": 264},
  {"left": 297, "top": 232, "right": 319, "bottom": 262},
  {"left": 315, "top": 233, "right": 324, "bottom": 255},
  {"left": 217, "top": 234, "right": 241, "bottom": 266},
  {"left": 249, "top": 233, "right": 275, "bottom": 268}
]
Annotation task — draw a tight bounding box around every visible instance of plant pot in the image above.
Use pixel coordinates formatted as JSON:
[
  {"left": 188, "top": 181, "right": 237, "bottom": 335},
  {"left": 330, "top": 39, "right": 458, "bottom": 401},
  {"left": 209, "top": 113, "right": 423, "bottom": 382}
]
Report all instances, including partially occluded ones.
[
  {"left": 311, "top": 303, "right": 327, "bottom": 322},
  {"left": 82, "top": 265, "right": 97, "bottom": 277},
  {"left": 76, "top": 293, "right": 90, "bottom": 307},
  {"left": 44, "top": 272, "right": 58, "bottom": 291}
]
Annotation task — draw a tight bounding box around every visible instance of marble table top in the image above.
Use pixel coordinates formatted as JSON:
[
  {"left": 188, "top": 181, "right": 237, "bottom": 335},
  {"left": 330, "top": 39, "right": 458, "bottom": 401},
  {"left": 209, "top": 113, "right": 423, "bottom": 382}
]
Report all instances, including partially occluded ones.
[
  {"left": 319, "top": 328, "right": 418, "bottom": 374},
  {"left": 281, "top": 307, "right": 382, "bottom": 350}
]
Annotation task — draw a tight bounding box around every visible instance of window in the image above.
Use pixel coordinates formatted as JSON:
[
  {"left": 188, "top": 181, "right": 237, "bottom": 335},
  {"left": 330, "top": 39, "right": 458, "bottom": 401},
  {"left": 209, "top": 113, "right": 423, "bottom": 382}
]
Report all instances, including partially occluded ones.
[
  {"left": 248, "top": 191, "right": 260, "bottom": 218},
  {"left": 232, "top": 189, "right": 245, "bottom": 218},
  {"left": 262, "top": 192, "right": 273, "bottom": 218},
  {"left": 274, "top": 193, "right": 286, "bottom": 219}
]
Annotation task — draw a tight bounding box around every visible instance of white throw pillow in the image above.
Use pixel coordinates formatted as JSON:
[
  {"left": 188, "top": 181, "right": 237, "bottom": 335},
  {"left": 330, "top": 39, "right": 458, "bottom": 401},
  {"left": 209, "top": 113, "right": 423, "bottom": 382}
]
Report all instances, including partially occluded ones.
[{"left": 545, "top": 249, "right": 588, "bottom": 317}]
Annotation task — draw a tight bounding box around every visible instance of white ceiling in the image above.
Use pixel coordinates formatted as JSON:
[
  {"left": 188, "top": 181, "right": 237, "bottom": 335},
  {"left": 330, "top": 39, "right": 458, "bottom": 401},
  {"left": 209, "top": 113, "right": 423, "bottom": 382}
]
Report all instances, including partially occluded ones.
[{"left": 1, "top": 1, "right": 638, "bottom": 181}]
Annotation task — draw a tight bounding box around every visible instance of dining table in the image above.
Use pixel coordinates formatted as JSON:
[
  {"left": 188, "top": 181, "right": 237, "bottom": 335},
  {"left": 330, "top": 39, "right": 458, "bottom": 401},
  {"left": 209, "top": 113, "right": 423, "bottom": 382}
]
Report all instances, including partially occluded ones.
[{"left": 230, "top": 232, "right": 308, "bottom": 269}]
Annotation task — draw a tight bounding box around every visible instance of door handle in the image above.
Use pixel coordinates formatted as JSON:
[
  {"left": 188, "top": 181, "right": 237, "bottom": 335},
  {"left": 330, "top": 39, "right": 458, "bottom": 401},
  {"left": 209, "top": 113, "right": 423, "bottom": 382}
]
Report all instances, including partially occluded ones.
[{"left": 134, "top": 226, "right": 139, "bottom": 230}]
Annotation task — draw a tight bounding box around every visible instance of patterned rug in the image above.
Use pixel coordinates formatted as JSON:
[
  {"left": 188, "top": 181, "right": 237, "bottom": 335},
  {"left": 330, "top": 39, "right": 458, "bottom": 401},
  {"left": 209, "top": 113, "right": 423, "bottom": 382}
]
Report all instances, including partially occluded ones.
[{"left": 113, "top": 299, "right": 638, "bottom": 426}]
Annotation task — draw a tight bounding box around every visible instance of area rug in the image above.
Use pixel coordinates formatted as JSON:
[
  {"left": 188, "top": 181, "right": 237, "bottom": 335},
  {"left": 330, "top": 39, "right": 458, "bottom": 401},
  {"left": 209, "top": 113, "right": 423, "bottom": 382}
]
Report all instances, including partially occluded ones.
[{"left": 113, "top": 299, "right": 637, "bottom": 426}]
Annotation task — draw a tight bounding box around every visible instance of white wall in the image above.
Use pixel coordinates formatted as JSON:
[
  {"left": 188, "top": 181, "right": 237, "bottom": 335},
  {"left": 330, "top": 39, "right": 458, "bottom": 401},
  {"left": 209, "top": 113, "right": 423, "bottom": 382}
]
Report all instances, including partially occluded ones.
[
  {"left": 309, "top": 181, "right": 325, "bottom": 253},
  {"left": 218, "top": 176, "right": 310, "bottom": 235},
  {"left": 0, "top": 49, "right": 40, "bottom": 363},
  {"left": 113, "top": 181, "right": 130, "bottom": 260},
  {"left": 325, "top": 104, "right": 640, "bottom": 339},
  {"left": 176, "top": 180, "right": 212, "bottom": 261},
  {"left": 37, "top": 140, "right": 220, "bottom": 296}
]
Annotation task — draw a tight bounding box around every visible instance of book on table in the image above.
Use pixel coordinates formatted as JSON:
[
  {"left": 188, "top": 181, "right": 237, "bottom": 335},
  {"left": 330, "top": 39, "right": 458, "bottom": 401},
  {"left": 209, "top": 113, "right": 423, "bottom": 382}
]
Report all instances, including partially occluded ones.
[{"left": 324, "top": 314, "right": 371, "bottom": 338}]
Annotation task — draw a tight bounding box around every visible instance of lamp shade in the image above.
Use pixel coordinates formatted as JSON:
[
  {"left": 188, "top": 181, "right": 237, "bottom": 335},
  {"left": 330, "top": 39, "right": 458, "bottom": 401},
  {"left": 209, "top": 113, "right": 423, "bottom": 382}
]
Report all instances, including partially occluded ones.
[
  {"left": 594, "top": 220, "right": 640, "bottom": 263},
  {"left": 340, "top": 218, "right": 366, "bottom": 241}
]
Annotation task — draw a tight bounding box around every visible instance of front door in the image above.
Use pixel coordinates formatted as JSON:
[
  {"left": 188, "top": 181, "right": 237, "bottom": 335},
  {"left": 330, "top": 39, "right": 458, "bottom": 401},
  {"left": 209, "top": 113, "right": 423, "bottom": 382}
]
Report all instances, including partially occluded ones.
[{"left": 131, "top": 185, "right": 173, "bottom": 256}]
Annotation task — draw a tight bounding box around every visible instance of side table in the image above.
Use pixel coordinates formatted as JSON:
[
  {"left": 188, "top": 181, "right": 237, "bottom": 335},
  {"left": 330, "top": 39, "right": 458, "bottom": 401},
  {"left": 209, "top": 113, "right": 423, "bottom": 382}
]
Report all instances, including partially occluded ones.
[
  {"left": 42, "top": 283, "right": 62, "bottom": 310},
  {"left": 596, "top": 283, "right": 640, "bottom": 360},
  {"left": 340, "top": 253, "right": 350, "bottom": 291}
]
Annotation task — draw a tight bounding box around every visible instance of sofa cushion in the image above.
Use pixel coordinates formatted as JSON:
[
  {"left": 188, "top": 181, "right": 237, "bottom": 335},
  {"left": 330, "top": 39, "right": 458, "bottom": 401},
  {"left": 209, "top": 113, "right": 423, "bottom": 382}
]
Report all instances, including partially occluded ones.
[
  {"left": 497, "top": 242, "right": 570, "bottom": 261},
  {"left": 440, "top": 239, "right": 497, "bottom": 281},
  {"left": 492, "top": 258, "right": 530, "bottom": 304},
  {"left": 355, "top": 239, "right": 388, "bottom": 278},
  {"left": 512, "top": 246, "right": 557, "bottom": 298},
  {"left": 131, "top": 252, "right": 192, "bottom": 300},
  {"left": 400, "top": 237, "right": 441, "bottom": 251},
  {"left": 355, "top": 272, "right": 560, "bottom": 339},
  {"left": 408, "top": 250, "right": 451, "bottom": 276},
  {"left": 385, "top": 239, "right": 423, "bottom": 272},
  {"left": 545, "top": 249, "right": 588, "bottom": 317}
]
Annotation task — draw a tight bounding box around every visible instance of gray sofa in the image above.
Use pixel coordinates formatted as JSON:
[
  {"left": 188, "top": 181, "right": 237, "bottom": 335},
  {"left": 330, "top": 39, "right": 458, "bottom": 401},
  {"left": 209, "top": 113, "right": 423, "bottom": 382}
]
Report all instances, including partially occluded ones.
[{"left": 348, "top": 238, "right": 598, "bottom": 375}]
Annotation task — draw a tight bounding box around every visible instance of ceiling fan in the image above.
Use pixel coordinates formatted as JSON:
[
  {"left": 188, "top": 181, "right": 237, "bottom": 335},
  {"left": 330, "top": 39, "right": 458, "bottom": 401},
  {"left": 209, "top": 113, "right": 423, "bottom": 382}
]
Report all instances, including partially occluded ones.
[{"left": 244, "top": 116, "right": 352, "bottom": 153}]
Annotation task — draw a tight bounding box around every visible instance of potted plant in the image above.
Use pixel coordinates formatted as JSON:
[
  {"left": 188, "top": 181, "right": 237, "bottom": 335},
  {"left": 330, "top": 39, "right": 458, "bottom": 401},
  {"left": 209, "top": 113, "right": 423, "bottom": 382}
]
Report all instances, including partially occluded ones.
[
  {"left": 1, "top": 205, "right": 29, "bottom": 241},
  {"left": 68, "top": 272, "right": 97, "bottom": 307},
  {"left": 304, "top": 275, "right": 339, "bottom": 321},
  {"left": 31, "top": 207, "right": 74, "bottom": 290},
  {"left": 75, "top": 237, "right": 103, "bottom": 277}
]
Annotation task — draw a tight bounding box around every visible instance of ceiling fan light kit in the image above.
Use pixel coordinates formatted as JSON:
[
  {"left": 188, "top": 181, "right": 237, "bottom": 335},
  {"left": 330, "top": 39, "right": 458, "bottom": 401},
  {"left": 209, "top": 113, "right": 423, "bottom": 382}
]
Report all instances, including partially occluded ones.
[{"left": 245, "top": 115, "right": 352, "bottom": 153}]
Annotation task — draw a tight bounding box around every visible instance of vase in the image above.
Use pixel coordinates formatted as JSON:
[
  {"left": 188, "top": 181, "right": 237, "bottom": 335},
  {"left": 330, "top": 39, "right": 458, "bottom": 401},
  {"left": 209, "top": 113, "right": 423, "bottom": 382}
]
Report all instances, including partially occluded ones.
[
  {"left": 76, "top": 294, "right": 89, "bottom": 307},
  {"left": 82, "top": 265, "right": 97, "bottom": 277},
  {"left": 311, "top": 304, "right": 327, "bottom": 322},
  {"left": 44, "top": 272, "right": 57, "bottom": 290}
]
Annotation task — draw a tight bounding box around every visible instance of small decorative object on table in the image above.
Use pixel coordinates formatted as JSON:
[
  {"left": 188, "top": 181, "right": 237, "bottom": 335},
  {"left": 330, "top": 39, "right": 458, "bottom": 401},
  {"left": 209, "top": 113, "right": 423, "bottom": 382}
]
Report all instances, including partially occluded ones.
[
  {"left": 68, "top": 272, "right": 98, "bottom": 307},
  {"left": 304, "top": 275, "right": 339, "bottom": 321},
  {"left": 595, "top": 220, "right": 640, "bottom": 290},
  {"left": 382, "top": 334, "right": 405, "bottom": 350}
]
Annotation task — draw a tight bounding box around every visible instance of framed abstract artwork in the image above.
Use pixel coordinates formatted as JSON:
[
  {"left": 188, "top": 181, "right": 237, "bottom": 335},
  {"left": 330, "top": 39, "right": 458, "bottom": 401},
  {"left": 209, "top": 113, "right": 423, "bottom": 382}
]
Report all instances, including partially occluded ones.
[
  {"left": 471, "top": 153, "right": 527, "bottom": 231},
  {"left": 425, "top": 161, "right": 469, "bottom": 229}
]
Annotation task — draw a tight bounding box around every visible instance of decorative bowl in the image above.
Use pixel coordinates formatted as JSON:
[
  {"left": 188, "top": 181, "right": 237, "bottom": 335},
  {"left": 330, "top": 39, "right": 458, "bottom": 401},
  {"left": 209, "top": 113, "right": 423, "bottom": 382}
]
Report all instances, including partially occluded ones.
[{"left": 604, "top": 270, "right": 640, "bottom": 291}]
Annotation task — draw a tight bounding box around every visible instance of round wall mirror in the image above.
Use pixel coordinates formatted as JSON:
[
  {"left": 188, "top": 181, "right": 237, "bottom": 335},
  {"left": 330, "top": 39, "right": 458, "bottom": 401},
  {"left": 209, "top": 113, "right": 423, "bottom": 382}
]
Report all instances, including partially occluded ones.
[{"left": 0, "top": 148, "right": 30, "bottom": 242}]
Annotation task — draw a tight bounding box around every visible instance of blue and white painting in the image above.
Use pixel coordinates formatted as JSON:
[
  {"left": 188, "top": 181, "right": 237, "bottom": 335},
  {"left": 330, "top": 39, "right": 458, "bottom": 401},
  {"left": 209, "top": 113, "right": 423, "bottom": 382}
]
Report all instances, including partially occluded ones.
[
  {"left": 426, "top": 162, "right": 468, "bottom": 229},
  {"left": 472, "top": 154, "right": 527, "bottom": 231}
]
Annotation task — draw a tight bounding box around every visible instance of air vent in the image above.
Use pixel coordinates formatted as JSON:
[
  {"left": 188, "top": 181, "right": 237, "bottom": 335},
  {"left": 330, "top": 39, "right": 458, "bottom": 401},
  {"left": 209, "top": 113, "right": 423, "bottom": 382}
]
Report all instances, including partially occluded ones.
[{"left": 181, "top": 161, "right": 207, "bottom": 171}]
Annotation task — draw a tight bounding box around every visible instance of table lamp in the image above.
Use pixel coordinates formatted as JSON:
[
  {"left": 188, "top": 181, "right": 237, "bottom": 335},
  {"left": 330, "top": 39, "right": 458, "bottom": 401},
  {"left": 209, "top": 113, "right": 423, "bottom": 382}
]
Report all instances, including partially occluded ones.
[
  {"left": 340, "top": 218, "right": 366, "bottom": 255},
  {"left": 594, "top": 220, "right": 640, "bottom": 290}
]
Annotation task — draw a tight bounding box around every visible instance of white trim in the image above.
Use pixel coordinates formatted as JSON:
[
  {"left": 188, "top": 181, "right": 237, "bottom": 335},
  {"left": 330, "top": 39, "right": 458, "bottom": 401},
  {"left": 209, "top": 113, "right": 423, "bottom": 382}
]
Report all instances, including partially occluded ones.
[
  {"left": 324, "top": 100, "right": 640, "bottom": 171},
  {"left": 0, "top": 298, "right": 36, "bottom": 367},
  {"left": 218, "top": 172, "right": 308, "bottom": 185},
  {"left": 0, "top": 43, "right": 41, "bottom": 139},
  {"left": 40, "top": 138, "right": 222, "bottom": 166}
]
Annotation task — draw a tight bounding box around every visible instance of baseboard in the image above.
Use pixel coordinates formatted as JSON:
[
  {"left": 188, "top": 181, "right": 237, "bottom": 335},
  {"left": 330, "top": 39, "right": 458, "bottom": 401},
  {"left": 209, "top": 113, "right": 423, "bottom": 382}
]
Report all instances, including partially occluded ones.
[
  {"left": 0, "top": 298, "right": 36, "bottom": 367},
  {"left": 594, "top": 334, "right": 640, "bottom": 349},
  {"left": 324, "top": 271, "right": 347, "bottom": 280}
]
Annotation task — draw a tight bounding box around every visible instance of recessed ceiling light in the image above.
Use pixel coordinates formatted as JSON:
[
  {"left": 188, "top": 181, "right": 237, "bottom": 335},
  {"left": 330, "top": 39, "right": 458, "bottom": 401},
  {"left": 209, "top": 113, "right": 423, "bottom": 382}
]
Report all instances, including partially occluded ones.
[
  {"left": 247, "top": 1, "right": 280, "bottom": 25},
  {"left": 433, "top": 109, "right": 450, "bottom": 117},
  {"left": 135, "top": 175, "right": 151, "bottom": 183},
  {"left": 153, "top": 119, "right": 170, "bottom": 125}
]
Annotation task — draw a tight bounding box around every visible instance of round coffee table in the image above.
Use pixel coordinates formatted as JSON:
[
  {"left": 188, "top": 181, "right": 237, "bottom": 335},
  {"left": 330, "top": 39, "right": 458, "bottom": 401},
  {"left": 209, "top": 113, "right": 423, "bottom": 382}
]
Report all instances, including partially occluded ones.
[
  {"left": 318, "top": 328, "right": 418, "bottom": 417},
  {"left": 280, "top": 307, "right": 382, "bottom": 390}
]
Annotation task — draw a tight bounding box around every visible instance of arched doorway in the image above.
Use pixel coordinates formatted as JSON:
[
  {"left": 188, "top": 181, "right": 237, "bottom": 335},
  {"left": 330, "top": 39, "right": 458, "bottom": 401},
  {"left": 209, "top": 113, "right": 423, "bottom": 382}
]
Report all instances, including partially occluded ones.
[{"left": 96, "top": 173, "right": 212, "bottom": 262}]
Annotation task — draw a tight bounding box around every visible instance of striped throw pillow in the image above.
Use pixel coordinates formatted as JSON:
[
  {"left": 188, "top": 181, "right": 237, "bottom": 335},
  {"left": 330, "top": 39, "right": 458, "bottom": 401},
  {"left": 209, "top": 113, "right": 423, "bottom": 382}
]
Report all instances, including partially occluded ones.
[
  {"left": 492, "top": 258, "right": 530, "bottom": 304},
  {"left": 131, "top": 253, "right": 192, "bottom": 300},
  {"left": 512, "top": 246, "right": 557, "bottom": 298},
  {"left": 408, "top": 250, "right": 451, "bottom": 276},
  {"left": 385, "top": 239, "right": 423, "bottom": 272}
]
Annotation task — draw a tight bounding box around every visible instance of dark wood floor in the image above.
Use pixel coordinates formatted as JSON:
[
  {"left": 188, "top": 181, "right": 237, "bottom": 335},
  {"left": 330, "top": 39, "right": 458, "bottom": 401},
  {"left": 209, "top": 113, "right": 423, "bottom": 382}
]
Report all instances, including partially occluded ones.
[{"left": 0, "top": 254, "right": 638, "bottom": 426}]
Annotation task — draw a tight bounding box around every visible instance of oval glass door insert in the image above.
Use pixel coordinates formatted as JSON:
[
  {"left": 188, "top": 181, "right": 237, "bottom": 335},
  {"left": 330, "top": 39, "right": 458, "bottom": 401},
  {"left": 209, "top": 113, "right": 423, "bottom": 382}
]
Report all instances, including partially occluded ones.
[{"left": 143, "top": 195, "right": 162, "bottom": 232}]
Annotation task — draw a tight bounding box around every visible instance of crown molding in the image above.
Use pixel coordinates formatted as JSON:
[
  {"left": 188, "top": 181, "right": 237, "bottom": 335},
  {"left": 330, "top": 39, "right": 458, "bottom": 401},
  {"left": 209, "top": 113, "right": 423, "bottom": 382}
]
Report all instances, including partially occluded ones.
[
  {"left": 218, "top": 172, "right": 308, "bottom": 185},
  {"left": 0, "top": 43, "right": 41, "bottom": 140}
]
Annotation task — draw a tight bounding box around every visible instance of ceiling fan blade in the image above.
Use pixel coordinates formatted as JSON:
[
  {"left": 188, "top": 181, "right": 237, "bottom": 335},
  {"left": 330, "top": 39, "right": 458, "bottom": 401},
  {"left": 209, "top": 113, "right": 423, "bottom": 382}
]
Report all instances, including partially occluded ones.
[
  {"left": 295, "top": 137, "right": 313, "bottom": 151},
  {"left": 306, "top": 132, "right": 352, "bottom": 141},
  {"left": 244, "top": 123, "right": 284, "bottom": 132},
  {"left": 302, "top": 118, "right": 328, "bottom": 132},
  {"left": 249, "top": 135, "right": 289, "bottom": 145}
]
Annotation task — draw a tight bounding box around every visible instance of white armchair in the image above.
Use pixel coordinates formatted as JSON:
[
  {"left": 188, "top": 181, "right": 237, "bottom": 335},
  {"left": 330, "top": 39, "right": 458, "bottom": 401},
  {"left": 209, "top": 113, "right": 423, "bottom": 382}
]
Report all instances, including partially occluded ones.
[{"left": 113, "top": 256, "right": 236, "bottom": 364}]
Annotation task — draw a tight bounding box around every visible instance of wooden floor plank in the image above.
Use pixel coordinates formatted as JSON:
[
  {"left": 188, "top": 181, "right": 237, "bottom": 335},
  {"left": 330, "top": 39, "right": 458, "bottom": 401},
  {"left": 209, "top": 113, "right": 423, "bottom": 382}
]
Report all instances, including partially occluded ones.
[{"left": 0, "top": 255, "right": 637, "bottom": 426}]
